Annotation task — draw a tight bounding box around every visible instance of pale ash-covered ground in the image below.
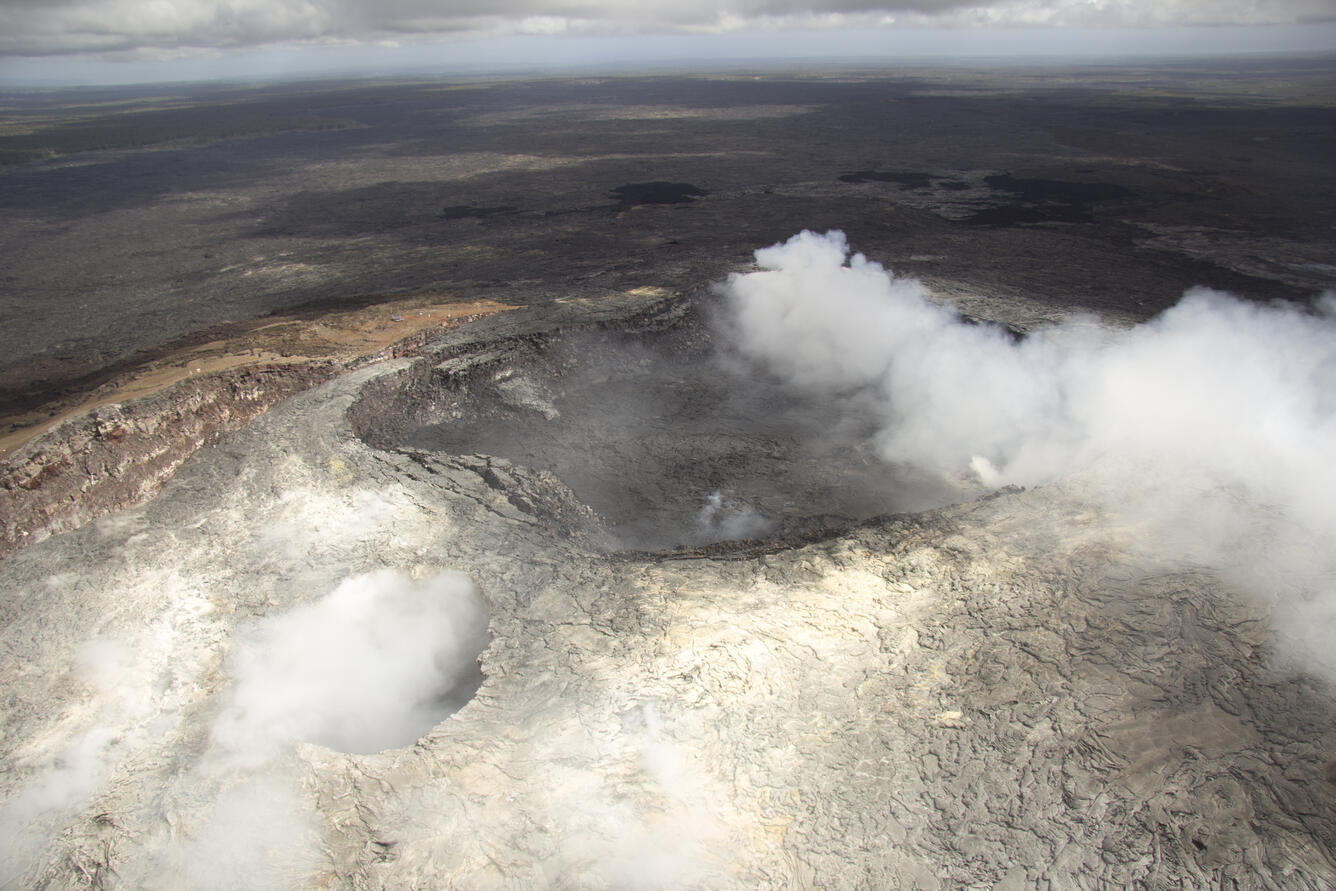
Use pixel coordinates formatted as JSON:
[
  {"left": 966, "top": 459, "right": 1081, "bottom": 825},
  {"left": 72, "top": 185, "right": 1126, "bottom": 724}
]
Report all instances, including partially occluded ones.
[{"left": 0, "top": 295, "right": 1332, "bottom": 889}]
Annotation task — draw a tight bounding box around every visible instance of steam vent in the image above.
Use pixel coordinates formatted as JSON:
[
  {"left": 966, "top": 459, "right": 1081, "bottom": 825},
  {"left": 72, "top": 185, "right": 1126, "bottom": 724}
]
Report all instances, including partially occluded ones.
[{"left": 1, "top": 67, "right": 1334, "bottom": 889}]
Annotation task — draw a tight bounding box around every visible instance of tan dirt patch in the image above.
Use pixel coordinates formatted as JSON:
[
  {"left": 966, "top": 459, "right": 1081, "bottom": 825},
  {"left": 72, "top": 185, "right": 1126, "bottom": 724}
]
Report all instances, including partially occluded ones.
[{"left": 0, "top": 296, "right": 513, "bottom": 459}]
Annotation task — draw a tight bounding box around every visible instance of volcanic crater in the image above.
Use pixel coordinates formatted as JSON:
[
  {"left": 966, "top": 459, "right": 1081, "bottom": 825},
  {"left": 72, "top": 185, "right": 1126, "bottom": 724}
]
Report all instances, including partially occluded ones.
[
  {"left": 2, "top": 64, "right": 1334, "bottom": 890},
  {"left": 351, "top": 297, "right": 963, "bottom": 551}
]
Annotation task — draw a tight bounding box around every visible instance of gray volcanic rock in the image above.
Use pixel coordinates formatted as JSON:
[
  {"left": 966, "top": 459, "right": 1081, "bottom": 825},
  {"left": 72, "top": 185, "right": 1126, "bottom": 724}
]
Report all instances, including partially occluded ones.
[{"left": 0, "top": 293, "right": 1333, "bottom": 889}]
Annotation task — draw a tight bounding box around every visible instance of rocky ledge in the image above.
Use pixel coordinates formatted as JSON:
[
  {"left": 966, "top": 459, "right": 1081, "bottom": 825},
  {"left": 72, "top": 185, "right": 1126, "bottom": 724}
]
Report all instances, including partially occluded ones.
[{"left": 0, "top": 298, "right": 509, "bottom": 555}]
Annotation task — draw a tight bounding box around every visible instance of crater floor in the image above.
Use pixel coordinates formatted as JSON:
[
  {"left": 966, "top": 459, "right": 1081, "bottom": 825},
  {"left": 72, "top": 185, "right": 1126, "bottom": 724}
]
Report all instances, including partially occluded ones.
[{"left": 370, "top": 304, "right": 960, "bottom": 550}]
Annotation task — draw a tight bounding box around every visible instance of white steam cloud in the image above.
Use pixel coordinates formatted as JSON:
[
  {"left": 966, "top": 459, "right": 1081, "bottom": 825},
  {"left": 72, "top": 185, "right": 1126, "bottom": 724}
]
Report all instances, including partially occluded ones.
[
  {"left": 695, "top": 490, "right": 772, "bottom": 544},
  {"left": 149, "top": 569, "right": 490, "bottom": 886},
  {"left": 722, "top": 230, "right": 1336, "bottom": 672},
  {"left": 213, "top": 568, "right": 489, "bottom": 761}
]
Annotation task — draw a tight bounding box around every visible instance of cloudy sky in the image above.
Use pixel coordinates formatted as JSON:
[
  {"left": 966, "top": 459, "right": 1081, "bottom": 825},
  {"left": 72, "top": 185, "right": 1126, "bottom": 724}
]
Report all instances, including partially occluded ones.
[{"left": 1, "top": 0, "right": 1334, "bottom": 84}]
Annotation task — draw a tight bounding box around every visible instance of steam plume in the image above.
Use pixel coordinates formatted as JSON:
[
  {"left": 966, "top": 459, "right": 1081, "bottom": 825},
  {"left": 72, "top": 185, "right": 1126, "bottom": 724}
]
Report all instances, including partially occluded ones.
[
  {"left": 213, "top": 569, "right": 489, "bottom": 761},
  {"left": 722, "top": 230, "right": 1336, "bottom": 673},
  {"left": 151, "top": 569, "right": 490, "bottom": 885}
]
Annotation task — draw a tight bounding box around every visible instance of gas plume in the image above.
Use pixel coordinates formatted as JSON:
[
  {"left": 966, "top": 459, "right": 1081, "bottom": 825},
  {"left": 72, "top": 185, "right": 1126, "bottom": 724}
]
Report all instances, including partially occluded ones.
[{"left": 721, "top": 229, "right": 1336, "bottom": 674}]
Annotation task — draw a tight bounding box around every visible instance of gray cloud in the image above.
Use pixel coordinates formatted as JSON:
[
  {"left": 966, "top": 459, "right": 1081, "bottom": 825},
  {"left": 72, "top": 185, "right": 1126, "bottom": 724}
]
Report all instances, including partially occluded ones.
[{"left": 0, "top": 0, "right": 1332, "bottom": 58}]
